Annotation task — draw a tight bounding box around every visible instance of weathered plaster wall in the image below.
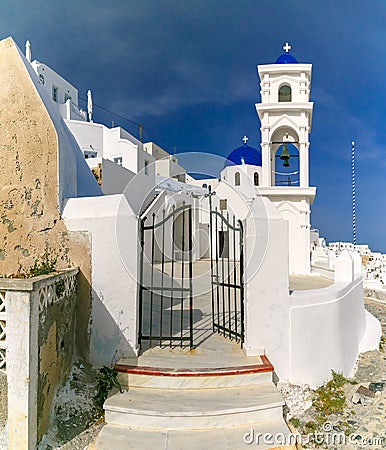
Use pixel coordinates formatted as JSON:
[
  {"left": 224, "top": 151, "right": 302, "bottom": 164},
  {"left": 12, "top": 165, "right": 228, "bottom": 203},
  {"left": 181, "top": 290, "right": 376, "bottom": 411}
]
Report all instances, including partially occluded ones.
[
  {"left": 37, "top": 288, "right": 76, "bottom": 441},
  {"left": 0, "top": 37, "right": 93, "bottom": 359},
  {"left": 0, "top": 371, "right": 7, "bottom": 427}
]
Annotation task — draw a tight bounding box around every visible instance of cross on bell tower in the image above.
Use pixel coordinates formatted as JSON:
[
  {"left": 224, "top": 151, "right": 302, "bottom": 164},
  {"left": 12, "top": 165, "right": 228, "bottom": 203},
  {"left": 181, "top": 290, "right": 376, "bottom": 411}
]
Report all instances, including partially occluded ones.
[{"left": 283, "top": 42, "right": 291, "bottom": 53}]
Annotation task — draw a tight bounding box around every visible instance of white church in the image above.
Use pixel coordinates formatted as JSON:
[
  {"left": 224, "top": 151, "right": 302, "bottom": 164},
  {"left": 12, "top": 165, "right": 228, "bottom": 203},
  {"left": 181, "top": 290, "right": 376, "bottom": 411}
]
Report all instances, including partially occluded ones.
[{"left": 0, "top": 37, "right": 382, "bottom": 449}]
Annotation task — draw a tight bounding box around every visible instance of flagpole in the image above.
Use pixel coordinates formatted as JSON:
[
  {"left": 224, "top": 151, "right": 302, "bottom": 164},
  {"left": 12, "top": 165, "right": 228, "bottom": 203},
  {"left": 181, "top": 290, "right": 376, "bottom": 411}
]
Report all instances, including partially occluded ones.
[{"left": 351, "top": 141, "right": 356, "bottom": 246}]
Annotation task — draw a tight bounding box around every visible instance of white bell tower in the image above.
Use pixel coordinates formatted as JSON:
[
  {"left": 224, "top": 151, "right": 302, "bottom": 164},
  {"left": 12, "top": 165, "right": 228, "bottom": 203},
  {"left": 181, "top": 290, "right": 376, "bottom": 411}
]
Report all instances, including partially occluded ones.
[{"left": 255, "top": 43, "right": 316, "bottom": 274}]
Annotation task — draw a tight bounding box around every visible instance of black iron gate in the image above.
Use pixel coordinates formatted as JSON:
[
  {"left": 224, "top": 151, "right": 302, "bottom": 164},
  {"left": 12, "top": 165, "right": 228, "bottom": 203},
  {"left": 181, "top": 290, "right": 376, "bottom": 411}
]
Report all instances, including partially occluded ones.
[
  {"left": 208, "top": 188, "right": 245, "bottom": 344},
  {"left": 138, "top": 203, "right": 193, "bottom": 349}
]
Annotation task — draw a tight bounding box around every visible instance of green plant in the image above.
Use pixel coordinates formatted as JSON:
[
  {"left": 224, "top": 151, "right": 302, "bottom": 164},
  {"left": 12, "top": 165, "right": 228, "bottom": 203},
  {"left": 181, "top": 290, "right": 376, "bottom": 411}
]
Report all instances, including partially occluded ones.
[
  {"left": 313, "top": 370, "right": 354, "bottom": 417},
  {"left": 95, "top": 366, "right": 123, "bottom": 408},
  {"left": 29, "top": 249, "right": 57, "bottom": 277},
  {"left": 379, "top": 335, "right": 385, "bottom": 351},
  {"left": 304, "top": 420, "right": 317, "bottom": 434},
  {"left": 289, "top": 417, "right": 300, "bottom": 428}
]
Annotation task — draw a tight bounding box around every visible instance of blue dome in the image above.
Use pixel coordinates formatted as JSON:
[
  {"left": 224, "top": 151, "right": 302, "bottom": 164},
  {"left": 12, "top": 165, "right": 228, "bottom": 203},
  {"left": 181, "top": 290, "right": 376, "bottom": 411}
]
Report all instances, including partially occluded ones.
[
  {"left": 225, "top": 143, "right": 262, "bottom": 168},
  {"left": 275, "top": 53, "right": 298, "bottom": 64}
]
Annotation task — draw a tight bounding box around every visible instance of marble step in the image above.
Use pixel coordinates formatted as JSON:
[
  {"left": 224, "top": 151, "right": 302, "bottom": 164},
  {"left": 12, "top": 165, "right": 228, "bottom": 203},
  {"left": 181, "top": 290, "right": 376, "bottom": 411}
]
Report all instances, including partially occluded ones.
[
  {"left": 104, "top": 383, "right": 284, "bottom": 430},
  {"left": 117, "top": 369, "right": 272, "bottom": 389},
  {"left": 115, "top": 355, "right": 274, "bottom": 389},
  {"left": 90, "top": 419, "right": 295, "bottom": 450}
]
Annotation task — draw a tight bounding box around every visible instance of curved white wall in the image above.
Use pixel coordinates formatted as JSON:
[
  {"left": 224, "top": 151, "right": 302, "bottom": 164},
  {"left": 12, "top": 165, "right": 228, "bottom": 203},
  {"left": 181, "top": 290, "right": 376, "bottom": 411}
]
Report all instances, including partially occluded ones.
[
  {"left": 244, "top": 196, "right": 381, "bottom": 387},
  {"left": 290, "top": 277, "right": 366, "bottom": 387}
]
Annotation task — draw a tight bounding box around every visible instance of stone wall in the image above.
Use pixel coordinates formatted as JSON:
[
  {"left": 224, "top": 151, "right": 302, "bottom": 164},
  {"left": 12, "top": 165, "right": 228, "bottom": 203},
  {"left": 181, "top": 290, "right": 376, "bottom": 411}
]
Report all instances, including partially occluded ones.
[
  {"left": 37, "top": 277, "right": 77, "bottom": 441},
  {"left": 0, "top": 37, "right": 92, "bottom": 360},
  {"left": 0, "top": 269, "right": 78, "bottom": 449},
  {"left": 0, "top": 371, "right": 6, "bottom": 427}
]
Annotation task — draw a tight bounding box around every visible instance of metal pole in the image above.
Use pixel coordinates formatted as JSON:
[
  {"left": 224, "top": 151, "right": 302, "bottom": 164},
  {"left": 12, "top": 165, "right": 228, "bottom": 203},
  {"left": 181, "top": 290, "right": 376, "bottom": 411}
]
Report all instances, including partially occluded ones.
[
  {"left": 208, "top": 186, "right": 215, "bottom": 331},
  {"left": 351, "top": 141, "right": 356, "bottom": 246},
  {"left": 189, "top": 207, "right": 193, "bottom": 349},
  {"left": 138, "top": 218, "right": 146, "bottom": 349}
]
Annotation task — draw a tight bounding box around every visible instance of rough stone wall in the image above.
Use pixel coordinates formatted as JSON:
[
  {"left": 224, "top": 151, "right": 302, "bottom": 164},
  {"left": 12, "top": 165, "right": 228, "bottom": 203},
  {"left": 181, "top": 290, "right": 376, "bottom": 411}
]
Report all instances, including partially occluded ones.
[
  {"left": 37, "top": 288, "right": 76, "bottom": 442},
  {"left": 0, "top": 371, "right": 6, "bottom": 427},
  {"left": 0, "top": 38, "right": 91, "bottom": 359}
]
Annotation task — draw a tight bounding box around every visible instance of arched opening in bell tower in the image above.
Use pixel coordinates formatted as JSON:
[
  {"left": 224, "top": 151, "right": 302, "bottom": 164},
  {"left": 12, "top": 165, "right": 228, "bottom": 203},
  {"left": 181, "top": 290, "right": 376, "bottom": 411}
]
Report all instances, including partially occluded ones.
[
  {"left": 274, "top": 143, "right": 299, "bottom": 186},
  {"left": 278, "top": 83, "right": 292, "bottom": 102},
  {"left": 270, "top": 129, "right": 300, "bottom": 187}
]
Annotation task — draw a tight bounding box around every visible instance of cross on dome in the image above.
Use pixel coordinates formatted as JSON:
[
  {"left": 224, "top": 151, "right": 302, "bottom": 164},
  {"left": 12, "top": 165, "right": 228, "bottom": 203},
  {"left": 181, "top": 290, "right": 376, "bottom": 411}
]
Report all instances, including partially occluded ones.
[
  {"left": 242, "top": 135, "right": 248, "bottom": 145},
  {"left": 283, "top": 42, "right": 291, "bottom": 53}
]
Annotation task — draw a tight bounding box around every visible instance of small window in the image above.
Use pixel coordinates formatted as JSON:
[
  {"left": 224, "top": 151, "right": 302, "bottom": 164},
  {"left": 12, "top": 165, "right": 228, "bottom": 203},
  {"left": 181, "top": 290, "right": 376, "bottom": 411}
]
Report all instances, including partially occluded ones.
[
  {"left": 114, "top": 156, "right": 123, "bottom": 166},
  {"left": 52, "top": 86, "right": 58, "bottom": 102},
  {"left": 39, "top": 74, "right": 45, "bottom": 85},
  {"left": 64, "top": 92, "right": 72, "bottom": 103},
  {"left": 254, "top": 172, "right": 259, "bottom": 186},
  {"left": 278, "top": 84, "right": 291, "bottom": 102},
  {"left": 144, "top": 160, "right": 149, "bottom": 175},
  {"left": 220, "top": 199, "right": 227, "bottom": 210},
  {"left": 202, "top": 183, "right": 208, "bottom": 188},
  {"left": 235, "top": 172, "right": 240, "bottom": 186}
]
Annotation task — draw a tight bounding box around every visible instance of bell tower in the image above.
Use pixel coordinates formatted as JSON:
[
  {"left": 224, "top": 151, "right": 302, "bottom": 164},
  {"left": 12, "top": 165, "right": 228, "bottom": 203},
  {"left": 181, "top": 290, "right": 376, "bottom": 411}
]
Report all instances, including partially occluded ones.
[
  {"left": 255, "top": 43, "right": 316, "bottom": 274},
  {"left": 256, "top": 42, "right": 314, "bottom": 187}
]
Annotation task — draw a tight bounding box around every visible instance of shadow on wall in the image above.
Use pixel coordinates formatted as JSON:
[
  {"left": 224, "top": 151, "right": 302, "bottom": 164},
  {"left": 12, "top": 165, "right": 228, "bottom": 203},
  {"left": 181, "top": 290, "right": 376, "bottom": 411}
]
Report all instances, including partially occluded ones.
[
  {"left": 74, "top": 270, "right": 92, "bottom": 361},
  {"left": 90, "top": 289, "right": 137, "bottom": 366}
]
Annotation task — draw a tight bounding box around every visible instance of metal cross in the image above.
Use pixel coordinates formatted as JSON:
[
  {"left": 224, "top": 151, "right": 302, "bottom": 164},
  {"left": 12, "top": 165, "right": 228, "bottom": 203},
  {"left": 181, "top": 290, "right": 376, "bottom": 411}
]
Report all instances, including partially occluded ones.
[
  {"left": 283, "top": 42, "right": 291, "bottom": 53},
  {"left": 242, "top": 135, "right": 248, "bottom": 144}
]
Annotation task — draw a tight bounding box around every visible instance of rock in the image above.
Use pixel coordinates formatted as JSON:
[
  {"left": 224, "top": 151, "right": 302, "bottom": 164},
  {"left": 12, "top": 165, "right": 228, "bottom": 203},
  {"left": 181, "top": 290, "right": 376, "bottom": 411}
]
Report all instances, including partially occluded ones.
[
  {"left": 352, "top": 392, "right": 361, "bottom": 404},
  {"left": 369, "top": 382, "right": 385, "bottom": 392},
  {"left": 356, "top": 385, "right": 375, "bottom": 398},
  {"left": 303, "top": 400, "right": 313, "bottom": 411},
  {"left": 352, "top": 386, "right": 375, "bottom": 405}
]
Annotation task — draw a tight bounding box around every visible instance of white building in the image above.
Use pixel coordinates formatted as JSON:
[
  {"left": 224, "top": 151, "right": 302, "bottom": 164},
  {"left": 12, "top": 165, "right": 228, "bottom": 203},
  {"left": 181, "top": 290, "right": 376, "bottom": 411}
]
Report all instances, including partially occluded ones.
[
  {"left": 23, "top": 36, "right": 382, "bottom": 385},
  {"left": 1, "top": 37, "right": 382, "bottom": 449}
]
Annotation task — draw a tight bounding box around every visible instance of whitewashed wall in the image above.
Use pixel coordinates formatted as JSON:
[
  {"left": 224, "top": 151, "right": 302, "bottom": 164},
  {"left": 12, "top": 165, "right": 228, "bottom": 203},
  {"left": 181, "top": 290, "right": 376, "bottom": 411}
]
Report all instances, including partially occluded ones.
[
  {"left": 63, "top": 194, "right": 140, "bottom": 366},
  {"left": 243, "top": 197, "right": 381, "bottom": 387},
  {"left": 31, "top": 61, "right": 79, "bottom": 106},
  {"left": 86, "top": 157, "right": 136, "bottom": 195},
  {"left": 221, "top": 165, "right": 262, "bottom": 191},
  {"left": 291, "top": 276, "right": 366, "bottom": 387},
  {"left": 19, "top": 47, "right": 102, "bottom": 210},
  {"left": 244, "top": 197, "right": 291, "bottom": 378},
  {"left": 65, "top": 120, "right": 104, "bottom": 156}
]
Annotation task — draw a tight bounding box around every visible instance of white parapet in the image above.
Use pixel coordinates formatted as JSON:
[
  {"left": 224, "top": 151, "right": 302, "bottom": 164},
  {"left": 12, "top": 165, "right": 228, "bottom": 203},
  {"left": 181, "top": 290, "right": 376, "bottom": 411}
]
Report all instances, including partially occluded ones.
[{"left": 334, "top": 250, "right": 354, "bottom": 283}]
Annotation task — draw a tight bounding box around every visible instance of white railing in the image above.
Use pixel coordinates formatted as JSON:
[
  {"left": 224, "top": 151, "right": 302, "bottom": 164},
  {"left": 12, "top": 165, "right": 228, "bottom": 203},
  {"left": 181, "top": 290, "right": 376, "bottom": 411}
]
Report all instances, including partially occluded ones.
[
  {"left": 61, "top": 99, "right": 87, "bottom": 121},
  {"left": 70, "top": 101, "right": 87, "bottom": 121}
]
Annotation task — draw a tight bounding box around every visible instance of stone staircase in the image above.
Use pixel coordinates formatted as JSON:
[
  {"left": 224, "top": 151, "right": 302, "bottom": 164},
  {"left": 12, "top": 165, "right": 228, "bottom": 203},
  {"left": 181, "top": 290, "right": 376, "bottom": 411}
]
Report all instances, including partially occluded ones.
[{"left": 90, "top": 344, "right": 293, "bottom": 450}]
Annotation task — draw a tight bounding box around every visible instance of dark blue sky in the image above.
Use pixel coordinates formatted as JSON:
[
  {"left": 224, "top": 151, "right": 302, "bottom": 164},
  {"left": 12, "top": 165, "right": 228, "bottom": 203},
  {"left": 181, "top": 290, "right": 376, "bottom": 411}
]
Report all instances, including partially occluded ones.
[{"left": 2, "top": 1, "right": 386, "bottom": 251}]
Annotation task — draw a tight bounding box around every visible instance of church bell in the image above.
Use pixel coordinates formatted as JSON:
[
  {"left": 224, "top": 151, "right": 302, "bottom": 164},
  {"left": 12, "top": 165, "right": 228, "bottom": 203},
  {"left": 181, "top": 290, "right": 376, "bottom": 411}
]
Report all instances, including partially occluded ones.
[{"left": 279, "top": 143, "right": 290, "bottom": 167}]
